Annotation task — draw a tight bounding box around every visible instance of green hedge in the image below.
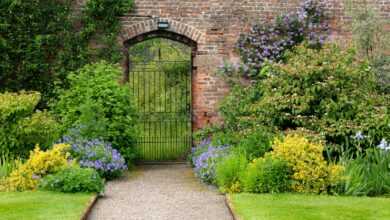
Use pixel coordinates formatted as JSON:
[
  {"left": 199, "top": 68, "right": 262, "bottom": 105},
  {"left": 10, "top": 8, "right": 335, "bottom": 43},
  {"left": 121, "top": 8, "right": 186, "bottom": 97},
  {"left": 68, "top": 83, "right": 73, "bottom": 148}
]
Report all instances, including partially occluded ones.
[
  {"left": 0, "top": 92, "right": 60, "bottom": 157},
  {"left": 0, "top": 0, "right": 134, "bottom": 105}
]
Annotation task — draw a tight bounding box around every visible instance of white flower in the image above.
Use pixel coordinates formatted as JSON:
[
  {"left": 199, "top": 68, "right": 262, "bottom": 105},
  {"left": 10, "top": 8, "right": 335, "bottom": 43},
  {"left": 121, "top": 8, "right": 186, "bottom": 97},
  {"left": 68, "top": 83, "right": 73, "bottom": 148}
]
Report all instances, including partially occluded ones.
[
  {"left": 353, "top": 131, "right": 365, "bottom": 141},
  {"left": 377, "top": 139, "right": 389, "bottom": 151}
]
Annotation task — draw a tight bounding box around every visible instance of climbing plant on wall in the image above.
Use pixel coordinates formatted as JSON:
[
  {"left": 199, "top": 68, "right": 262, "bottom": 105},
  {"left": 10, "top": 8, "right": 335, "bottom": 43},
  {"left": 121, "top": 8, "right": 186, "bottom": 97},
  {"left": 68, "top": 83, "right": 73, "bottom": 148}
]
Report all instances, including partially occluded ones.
[{"left": 0, "top": 0, "right": 134, "bottom": 106}]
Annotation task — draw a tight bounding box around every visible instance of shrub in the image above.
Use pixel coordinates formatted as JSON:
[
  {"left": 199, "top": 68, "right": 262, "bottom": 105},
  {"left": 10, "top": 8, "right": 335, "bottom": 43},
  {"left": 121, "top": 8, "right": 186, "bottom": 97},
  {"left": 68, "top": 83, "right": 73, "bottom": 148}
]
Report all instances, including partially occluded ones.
[
  {"left": 53, "top": 62, "right": 138, "bottom": 163},
  {"left": 215, "top": 153, "right": 248, "bottom": 193},
  {"left": 62, "top": 136, "right": 127, "bottom": 180},
  {"left": 341, "top": 148, "right": 390, "bottom": 196},
  {"left": 39, "top": 166, "right": 104, "bottom": 193},
  {"left": 4, "top": 144, "right": 70, "bottom": 191},
  {"left": 236, "top": 0, "right": 328, "bottom": 78},
  {"left": 236, "top": 131, "right": 273, "bottom": 160},
  {"left": 18, "top": 111, "right": 61, "bottom": 151},
  {"left": 224, "top": 44, "right": 389, "bottom": 155},
  {"left": 0, "top": 91, "right": 60, "bottom": 157},
  {"left": 242, "top": 155, "right": 291, "bottom": 193},
  {"left": 192, "top": 139, "right": 230, "bottom": 183},
  {"left": 271, "top": 134, "right": 344, "bottom": 193}
]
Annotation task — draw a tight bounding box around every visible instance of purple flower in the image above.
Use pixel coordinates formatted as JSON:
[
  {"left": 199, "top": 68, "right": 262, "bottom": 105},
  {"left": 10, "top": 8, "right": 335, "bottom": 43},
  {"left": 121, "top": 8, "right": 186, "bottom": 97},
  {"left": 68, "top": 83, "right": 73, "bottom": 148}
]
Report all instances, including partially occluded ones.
[
  {"left": 237, "top": 0, "right": 328, "bottom": 77},
  {"left": 59, "top": 135, "right": 127, "bottom": 180},
  {"left": 191, "top": 139, "right": 230, "bottom": 183}
]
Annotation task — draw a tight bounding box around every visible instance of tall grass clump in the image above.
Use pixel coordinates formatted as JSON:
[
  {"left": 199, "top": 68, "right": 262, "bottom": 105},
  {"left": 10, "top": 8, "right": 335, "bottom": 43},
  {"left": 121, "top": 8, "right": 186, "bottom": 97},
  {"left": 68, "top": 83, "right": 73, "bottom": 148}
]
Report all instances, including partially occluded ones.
[{"left": 341, "top": 148, "right": 390, "bottom": 196}]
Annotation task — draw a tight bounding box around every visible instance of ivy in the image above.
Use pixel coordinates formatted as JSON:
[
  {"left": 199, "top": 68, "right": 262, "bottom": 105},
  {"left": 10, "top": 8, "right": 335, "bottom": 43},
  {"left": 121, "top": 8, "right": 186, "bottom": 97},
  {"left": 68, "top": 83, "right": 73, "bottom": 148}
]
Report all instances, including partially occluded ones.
[{"left": 0, "top": 0, "right": 134, "bottom": 106}]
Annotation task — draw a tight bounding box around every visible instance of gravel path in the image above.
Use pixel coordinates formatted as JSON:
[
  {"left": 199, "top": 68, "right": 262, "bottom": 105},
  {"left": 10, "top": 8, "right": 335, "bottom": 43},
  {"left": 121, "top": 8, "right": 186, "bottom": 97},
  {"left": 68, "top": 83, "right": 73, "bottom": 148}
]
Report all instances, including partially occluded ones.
[{"left": 88, "top": 164, "right": 233, "bottom": 220}]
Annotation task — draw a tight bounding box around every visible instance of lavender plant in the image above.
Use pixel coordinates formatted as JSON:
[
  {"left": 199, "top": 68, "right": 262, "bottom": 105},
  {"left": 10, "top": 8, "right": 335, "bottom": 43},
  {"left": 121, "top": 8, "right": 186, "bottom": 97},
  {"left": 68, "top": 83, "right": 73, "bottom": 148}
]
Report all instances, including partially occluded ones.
[
  {"left": 236, "top": 0, "right": 329, "bottom": 78},
  {"left": 191, "top": 139, "right": 230, "bottom": 183},
  {"left": 61, "top": 136, "right": 127, "bottom": 180}
]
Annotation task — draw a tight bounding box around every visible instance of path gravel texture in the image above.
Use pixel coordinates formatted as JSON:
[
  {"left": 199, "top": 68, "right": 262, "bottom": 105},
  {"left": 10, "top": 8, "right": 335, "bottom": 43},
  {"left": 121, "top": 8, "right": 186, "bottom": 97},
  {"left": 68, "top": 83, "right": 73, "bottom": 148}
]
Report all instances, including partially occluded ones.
[{"left": 88, "top": 164, "right": 233, "bottom": 220}]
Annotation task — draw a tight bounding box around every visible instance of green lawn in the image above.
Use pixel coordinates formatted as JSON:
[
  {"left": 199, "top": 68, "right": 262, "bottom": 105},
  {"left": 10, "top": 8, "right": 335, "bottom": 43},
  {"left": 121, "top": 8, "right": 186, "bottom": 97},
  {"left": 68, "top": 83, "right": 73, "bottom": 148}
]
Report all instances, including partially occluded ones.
[
  {"left": 229, "top": 193, "right": 390, "bottom": 220},
  {"left": 0, "top": 191, "right": 95, "bottom": 220}
]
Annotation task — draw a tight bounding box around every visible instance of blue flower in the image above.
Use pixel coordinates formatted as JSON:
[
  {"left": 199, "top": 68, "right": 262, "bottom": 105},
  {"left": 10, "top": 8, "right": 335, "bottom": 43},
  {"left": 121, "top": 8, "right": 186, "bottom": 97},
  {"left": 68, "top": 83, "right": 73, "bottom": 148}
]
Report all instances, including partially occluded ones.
[{"left": 58, "top": 134, "right": 127, "bottom": 179}]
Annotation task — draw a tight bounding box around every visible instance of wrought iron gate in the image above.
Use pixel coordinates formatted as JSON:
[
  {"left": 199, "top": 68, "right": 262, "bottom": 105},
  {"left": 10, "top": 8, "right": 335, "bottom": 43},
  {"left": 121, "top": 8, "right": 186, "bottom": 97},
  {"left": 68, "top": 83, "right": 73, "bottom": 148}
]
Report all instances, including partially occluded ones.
[{"left": 129, "top": 60, "right": 192, "bottom": 161}]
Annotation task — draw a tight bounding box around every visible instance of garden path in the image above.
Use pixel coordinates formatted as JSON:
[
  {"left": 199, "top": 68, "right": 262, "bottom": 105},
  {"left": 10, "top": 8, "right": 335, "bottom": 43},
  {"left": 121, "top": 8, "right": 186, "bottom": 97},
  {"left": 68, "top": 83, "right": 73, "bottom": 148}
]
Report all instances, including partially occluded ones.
[{"left": 88, "top": 164, "right": 233, "bottom": 220}]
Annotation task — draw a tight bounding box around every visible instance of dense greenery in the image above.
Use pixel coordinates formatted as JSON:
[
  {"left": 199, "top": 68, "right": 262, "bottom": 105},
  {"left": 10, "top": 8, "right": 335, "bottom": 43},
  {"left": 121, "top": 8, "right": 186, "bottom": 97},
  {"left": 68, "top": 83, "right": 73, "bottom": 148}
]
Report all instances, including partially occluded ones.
[
  {"left": 192, "top": 0, "right": 389, "bottom": 200},
  {"left": 215, "top": 153, "right": 247, "bottom": 193},
  {"left": 39, "top": 166, "right": 104, "bottom": 193},
  {"left": 0, "top": 92, "right": 60, "bottom": 157},
  {"left": 53, "top": 62, "right": 138, "bottom": 163},
  {"left": 220, "top": 44, "right": 389, "bottom": 155},
  {"left": 230, "top": 193, "right": 390, "bottom": 220},
  {"left": 242, "top": 155, "right": 291, "bottom": 193},
  {"left": 0, "top": 191, "right": 94, "bottom": 220},
  {"left": 340, "top": 149, "right": 390, "bottom": 196},
  {"left": 192, "top": 134, "right": 344, "bottom": 194},
  {"left": 0, "top": 0, "right": 134, "bottom": 105}
]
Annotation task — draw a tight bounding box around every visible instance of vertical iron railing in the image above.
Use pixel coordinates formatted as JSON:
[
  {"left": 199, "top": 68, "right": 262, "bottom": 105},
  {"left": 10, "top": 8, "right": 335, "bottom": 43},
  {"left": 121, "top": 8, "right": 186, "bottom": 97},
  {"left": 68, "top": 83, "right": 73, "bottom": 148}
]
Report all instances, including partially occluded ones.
[{"left": 129, "top": 60, "right": 192, "bottom": 161}]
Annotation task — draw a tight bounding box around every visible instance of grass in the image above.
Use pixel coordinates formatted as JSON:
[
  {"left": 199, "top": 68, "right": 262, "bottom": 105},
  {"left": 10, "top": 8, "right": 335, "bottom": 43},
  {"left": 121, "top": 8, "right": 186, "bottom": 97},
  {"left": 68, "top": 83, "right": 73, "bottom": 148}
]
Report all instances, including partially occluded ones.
[
  {"left": 0, "top": 191, "right": 95, "bottom": 220},
  {"left": 229, "top": 193, "right": 390, "bottom": 220}
]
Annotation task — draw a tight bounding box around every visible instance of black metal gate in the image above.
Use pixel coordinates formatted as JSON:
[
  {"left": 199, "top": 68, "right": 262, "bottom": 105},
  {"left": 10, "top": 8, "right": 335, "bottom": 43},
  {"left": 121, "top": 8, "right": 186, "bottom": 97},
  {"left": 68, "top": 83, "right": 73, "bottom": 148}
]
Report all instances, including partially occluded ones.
[{"left": 129, "top": 60, "right": 192, "bottom": 161}]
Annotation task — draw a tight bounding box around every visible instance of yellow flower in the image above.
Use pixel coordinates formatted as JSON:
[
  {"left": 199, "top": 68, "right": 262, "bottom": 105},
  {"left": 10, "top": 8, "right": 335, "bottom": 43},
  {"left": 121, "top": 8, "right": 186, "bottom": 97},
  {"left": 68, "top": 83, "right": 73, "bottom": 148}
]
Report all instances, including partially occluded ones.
[
  {"left": 5, "top": 143, "right": 70, "bottom": 191},
  {"left": 271, "top": 134, "right": 344, "bottom": 193}
]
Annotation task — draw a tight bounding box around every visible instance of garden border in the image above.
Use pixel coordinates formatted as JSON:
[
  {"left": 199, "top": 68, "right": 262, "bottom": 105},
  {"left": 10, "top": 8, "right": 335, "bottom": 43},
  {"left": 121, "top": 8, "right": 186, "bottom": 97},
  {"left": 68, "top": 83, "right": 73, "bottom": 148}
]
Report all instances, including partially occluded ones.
[
  {"left": 81, "top": 194, "right": 98, "bottom": 220},
  {"left": 225, "top": 194, "right": 241, "bottom": 220}
]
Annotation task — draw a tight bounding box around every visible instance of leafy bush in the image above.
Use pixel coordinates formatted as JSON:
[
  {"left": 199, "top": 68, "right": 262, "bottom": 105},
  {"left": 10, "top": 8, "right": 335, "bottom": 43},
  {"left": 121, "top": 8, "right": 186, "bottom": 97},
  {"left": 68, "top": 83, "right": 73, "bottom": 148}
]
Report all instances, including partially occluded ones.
[
  {"left": 340, "top": 148, "right": 390, "bottom": 196},
  {"left": 191, "top": 139, "right": 230, "bottom": 183},
  {"left": 4, "top": 144, "right": 70, "bottom": 191},
  {"left": 53, "top": 62, "right": 138, "bottom": 163},
  {"left": 0, "top": 0, "right": 134, "bottom": 104},
  {"left": 222, "top": 44, "right": 389, "bottom": 155},
  {"left": 271, "top": 134, "right": 344, "bottom": 193},
  {"left": 39, "top": 166, "right": 104, "bottom": 193},
  {"left": 0, "top": 91, "right": 60, "bottom": 157},
  {"left": 236, "top": 0, "right": 328, "bottom": 78},
  {"left": 236, "top": 131, "right": 273, "bottom": 160},
  {"left": 242, "top": 155, "right": 291, "bottom": 193},
  {"left": 62, "top": 136, "right": 127, "bottom": 180},
  {"left": 215, "top": 153, "right": 248, "bottom": 193}
]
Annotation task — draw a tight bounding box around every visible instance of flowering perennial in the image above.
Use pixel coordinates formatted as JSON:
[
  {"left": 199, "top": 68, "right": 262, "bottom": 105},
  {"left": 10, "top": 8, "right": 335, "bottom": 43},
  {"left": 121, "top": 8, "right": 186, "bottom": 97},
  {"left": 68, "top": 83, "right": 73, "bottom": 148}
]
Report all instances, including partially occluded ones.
[
  {"left": 192, "top": 139, "right": 230, "bottom": 183},
  {"left": 61, "top": 136, "right": 127, "bottom": 180},
  {"left": 236, "top": 0, "right": 328, "bottom": 77}
]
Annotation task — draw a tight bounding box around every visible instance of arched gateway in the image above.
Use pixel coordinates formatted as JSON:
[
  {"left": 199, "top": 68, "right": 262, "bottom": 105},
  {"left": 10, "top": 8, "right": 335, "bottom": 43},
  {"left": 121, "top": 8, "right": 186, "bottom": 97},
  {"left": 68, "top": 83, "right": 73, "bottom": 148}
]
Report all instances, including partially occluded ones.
[
  {"left": 118, "top": 19, "right": 213, "bottom": 160},
  {"left": 118, "top": 18, "right": 224, "bottom": 132}
]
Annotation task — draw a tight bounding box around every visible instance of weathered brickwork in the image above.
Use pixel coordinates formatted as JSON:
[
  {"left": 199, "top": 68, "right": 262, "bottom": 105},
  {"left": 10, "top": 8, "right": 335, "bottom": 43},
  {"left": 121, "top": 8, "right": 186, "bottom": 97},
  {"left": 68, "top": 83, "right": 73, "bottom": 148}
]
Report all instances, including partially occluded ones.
[{"left": 78, "top": 0, "right": 390, "bottom": 129}]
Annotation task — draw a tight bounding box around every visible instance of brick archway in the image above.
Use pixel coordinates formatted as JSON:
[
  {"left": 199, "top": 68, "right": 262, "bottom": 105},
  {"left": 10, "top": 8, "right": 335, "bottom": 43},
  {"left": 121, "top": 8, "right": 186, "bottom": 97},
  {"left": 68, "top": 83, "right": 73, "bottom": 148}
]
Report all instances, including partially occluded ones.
[
  {"left": 118, "top": 18, "right": 206, "bottom": 46},
  {"left": 119, "top": 19, "right": 225, "bottom": 130}
]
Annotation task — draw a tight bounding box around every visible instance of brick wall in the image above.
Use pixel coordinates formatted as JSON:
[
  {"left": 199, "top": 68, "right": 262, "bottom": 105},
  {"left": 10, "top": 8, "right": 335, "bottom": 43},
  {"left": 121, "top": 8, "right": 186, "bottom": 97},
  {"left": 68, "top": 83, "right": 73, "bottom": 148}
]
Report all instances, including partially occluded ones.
[{"left": 77, "top": 0, "right": 390, "bottom": 129}]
